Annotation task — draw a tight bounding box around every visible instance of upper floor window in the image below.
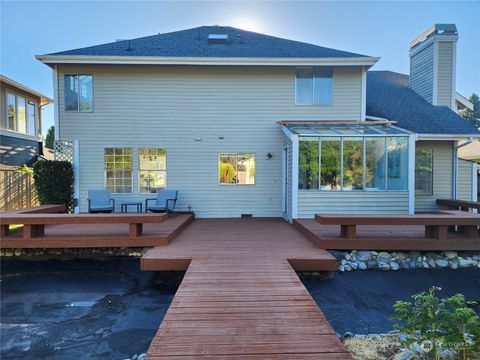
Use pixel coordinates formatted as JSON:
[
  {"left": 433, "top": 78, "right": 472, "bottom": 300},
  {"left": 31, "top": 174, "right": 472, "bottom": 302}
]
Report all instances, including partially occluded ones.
[
  {"left": 415, "top": 148, "right": 433, "bottom": 195},
  {"left": 295, "top": 67, "right": 333, "bottom": 105},
  {"left": 64, "top": 74, "right": 93, "bottom": 112},
  {"left": 219, "top": 153, "right": 255, "bottom": 185},
  {"left": 139, "top": 148, "right": 167, "bottom": 193},
  {"left": 5, "top": 92, "right": 36, "bottom": 135}
]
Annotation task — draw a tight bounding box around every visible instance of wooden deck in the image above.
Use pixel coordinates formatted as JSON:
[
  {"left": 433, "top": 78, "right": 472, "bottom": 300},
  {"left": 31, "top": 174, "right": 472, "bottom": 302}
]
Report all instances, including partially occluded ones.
[
  {"left": 142, "top": 218, "right": 352, "bottom": 359},
  {"left": 294, "top": 219, "right": 480, "bottom": 251},
  {"left": 0, "top": 213, "right": 194, "bottom": 248}
]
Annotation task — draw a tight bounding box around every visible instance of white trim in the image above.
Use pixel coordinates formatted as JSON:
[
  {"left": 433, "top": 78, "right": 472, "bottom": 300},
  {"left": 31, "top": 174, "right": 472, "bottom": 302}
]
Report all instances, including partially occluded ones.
[
  {"left": 37, "top": 54, "right": 380, "bottom": 67},
  {"left": 291, "top": 134, "right": 299, "bottom": 219},
  {"left": 453, "top": 141, "right": 458, "bottom": 199},
  {"left": 0, "top": 74, "right": 53, "bottom": 104},
  {"left": 408, "top": 134, "right": 416, "bottom": 214},
  {"left": 52, "top": 65, "right": 59, "bottom": 141},
  {"left": 417, "top": 134, "right": 480, "bottom": 140},
  {"left": 409, "top": 33, "right": 458, "bottom": 56},
  {"left": 281, "top": 125, "right": 294, "bottom": 141},
  {"left": 73, "top": 140, "right": 80, "bottom": 214},
  {"left": 432, "top": 41, "right": 439, "bottom": 105},
  {"left": 361, "top": 67, "right": 367, "bottom": 121},
  {"left": 0, "top": 129, "right": 39, "bottom": 142},
  {"left": 472, "top": 163, "right": 478, "bottom": 211},
  {"left": 451, "top": 40, "right": 457, "bottom": 110},
  {"left": 282, "top": 147, "right": 287, "bottom": 216}
]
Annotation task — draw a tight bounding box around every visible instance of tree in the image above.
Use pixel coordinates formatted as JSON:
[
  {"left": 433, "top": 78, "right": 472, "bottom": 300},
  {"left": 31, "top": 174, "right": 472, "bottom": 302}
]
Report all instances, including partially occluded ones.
[
  {"left": 461, "top": 93, "right": 480, "bottom": 128},
  {"left": 45, "top": 125, "right": 55, "bottom": 149}
]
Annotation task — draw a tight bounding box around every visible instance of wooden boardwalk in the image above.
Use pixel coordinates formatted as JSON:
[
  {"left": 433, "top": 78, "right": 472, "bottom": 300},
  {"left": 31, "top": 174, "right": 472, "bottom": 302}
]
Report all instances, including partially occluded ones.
[{"left": 142, "top": 218, "right": 352, "bottom": 359}]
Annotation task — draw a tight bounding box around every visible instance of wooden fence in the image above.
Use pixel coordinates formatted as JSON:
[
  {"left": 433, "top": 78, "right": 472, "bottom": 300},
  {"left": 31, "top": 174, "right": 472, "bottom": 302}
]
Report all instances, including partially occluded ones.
[{"left": 0, "top": 169, "right": 38, "bottom": 212}]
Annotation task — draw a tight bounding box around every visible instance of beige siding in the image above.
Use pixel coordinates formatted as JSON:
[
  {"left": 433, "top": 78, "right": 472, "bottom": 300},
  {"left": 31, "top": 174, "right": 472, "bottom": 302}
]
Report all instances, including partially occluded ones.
[
  {"left": 298, "top": 191, "right": 409, "bottom": 218},
  {"left": 436, "top": 41, "right": 454, "bottom": 107},
  {"left": 457, "top": 159, "right": 473, "bottom": 201},
  {"left": 58, "top": 65, "right": 363, "bottom": 217},
  {"left": 415, "top": 140, "right": 453, "bottom": 211},
  {"left": 410, "top": 43, "right": 434, "bottom": 103}
]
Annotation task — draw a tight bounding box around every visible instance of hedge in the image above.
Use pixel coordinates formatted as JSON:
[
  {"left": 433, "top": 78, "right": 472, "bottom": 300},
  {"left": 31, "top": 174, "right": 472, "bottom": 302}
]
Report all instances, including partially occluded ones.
[{"left": 33, "top": 161, "right": 74, "bottom": 212}]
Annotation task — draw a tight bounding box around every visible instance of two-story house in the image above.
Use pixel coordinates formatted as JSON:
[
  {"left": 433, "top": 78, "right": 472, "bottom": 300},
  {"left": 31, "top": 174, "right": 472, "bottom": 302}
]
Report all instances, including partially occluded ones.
[{"left": 36, "top": 24, "right": 479, "bottom": 218}]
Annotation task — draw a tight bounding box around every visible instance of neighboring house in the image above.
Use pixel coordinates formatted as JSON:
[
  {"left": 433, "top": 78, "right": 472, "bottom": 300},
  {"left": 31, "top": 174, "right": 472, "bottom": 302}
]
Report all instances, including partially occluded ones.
[
  {"left": 0, "top": 75, "right": 53, "bottom": 167},
  {"left": 36, "top": 24, "right": 479, "bottom": 218}
]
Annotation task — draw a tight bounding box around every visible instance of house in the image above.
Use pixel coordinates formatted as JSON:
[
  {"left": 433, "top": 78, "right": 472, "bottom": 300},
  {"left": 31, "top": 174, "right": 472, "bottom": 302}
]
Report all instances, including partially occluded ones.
[
  {"left": 36, "top": 24, "right": 479, "bottom": 218},
  {"left": 0, "top": 75, "right": 53, "bottom": 167}
]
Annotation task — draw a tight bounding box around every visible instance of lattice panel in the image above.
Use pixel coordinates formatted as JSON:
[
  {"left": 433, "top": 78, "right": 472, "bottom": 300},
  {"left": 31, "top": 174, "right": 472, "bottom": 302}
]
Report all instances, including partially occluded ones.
[{"left": 54, "top": 140, "right": 74, "bottom": 163}]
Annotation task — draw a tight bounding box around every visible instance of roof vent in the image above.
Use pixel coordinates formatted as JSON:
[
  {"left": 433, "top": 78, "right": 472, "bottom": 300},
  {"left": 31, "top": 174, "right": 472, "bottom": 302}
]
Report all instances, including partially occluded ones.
[{"left": 208, "top": 34, "right": 229, "bottom": 44}]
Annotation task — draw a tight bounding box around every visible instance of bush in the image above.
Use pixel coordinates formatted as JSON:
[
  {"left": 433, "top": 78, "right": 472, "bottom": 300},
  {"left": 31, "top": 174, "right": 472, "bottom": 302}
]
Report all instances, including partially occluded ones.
[
  {"left": 392, "top": 286, "right": 480, "bottom": 360},
  {"left": 33, "top": 161, "right": 74, "bottom": 212}
]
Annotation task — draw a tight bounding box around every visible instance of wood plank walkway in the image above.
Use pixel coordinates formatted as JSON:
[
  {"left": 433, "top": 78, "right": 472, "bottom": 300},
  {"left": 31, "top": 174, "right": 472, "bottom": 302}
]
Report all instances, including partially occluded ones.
[
  {"left": 294, "top": 219, "right": 480, "bottom": 251},
  {"left": 142, "top": 218, "right": 352, "bottom": 359}
]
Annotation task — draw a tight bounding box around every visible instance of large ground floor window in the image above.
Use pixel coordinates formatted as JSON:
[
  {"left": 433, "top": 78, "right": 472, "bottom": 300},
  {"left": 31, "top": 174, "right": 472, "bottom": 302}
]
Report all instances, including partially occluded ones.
[{"left": 298, "top": 136, "right": 409, "bottom": 191}]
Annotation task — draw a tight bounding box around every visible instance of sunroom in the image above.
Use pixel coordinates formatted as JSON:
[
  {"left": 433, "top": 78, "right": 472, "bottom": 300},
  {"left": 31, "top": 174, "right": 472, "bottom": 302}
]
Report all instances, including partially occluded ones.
[{"left": 281, "top": 122, "right": 416, "bottom": 219}]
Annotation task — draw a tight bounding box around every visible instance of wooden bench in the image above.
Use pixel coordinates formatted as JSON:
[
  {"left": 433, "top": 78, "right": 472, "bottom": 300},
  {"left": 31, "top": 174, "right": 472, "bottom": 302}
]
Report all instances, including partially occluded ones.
[
  {"left": 0, "top": 213, "right": 168, "bottom": 240},
  {"left": 437, "top": 199, "right": 480, "bottom": 212},
  {"left": 315, "top": 213, "right": 480, "bottom": 240}
]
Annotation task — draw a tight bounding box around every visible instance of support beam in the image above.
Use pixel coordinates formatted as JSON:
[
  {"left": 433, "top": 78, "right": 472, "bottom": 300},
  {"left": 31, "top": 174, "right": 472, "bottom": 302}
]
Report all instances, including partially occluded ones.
[{"left": 291, "top": 134, "right": 299, "bottom": 219}]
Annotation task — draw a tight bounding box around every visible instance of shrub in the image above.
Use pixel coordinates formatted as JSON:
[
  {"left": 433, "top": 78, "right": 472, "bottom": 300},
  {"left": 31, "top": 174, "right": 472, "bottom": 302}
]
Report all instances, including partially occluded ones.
[
  {"left": 33, "top": 161, "right": 73, "bottom": 212},
  {"left": 392, "top": 286, "right": 480, "bottom": 360}
]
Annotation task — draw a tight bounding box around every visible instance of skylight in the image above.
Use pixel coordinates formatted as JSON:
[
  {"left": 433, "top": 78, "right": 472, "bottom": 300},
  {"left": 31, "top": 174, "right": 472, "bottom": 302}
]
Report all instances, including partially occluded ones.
[{"left": 208, "top": 34, "right": 229, "bottom": 44}]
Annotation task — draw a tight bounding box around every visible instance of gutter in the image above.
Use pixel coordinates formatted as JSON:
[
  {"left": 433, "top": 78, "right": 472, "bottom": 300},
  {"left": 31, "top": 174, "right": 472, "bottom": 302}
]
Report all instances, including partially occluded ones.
[
  {"left": 35, "top": 55, "right": 380, "bottom": 67},
  {"left": 417, "top": 134, "right": 480, "bottom": 141}
]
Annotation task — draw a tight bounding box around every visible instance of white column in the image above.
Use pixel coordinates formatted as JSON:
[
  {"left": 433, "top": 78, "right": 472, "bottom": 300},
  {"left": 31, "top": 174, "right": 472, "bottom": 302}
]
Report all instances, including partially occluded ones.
[
  {"left": 407, "top": 134, "right": 416, "bottom": 214},
  {"left": 52, "top": 64, "right": 59, "bottom": 141},
  {"left": 73, "top": 140, "right": 80, "bottom": 214},
  {"left": 473, "top": 162, "right": 478, "bottom": 213},
  {"left": 291, "top": 134, "right": 299, "bottom": 219}
]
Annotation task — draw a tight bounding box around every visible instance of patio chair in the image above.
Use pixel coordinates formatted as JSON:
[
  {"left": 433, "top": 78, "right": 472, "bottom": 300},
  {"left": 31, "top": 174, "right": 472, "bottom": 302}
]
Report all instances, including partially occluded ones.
[
  {"left": 145, "top": 189, "right": 178, "bottom": 213},
  {"left": 87, "top": 189, "right": 115, "bottom": 213}
]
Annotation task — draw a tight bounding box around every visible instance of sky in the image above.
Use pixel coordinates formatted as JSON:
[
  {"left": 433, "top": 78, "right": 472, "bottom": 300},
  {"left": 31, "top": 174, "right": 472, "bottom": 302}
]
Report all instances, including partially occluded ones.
[{"left": 1, "top": 0, "right": 479, "bottom": 136}]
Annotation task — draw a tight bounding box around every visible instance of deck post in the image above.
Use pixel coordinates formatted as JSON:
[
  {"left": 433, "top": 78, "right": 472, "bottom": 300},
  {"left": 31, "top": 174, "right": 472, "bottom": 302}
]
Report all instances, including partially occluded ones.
[
  {"left": 340, "top": 225, "right": 356, "bottom": 239},
  {"left": 129, "top": 223, "right": 143, "bottom": 238},
  {"left": 23, "top": 224, "right": 45, "bottom": 240},
  {"left": 0, "top": 225, "right": 10, "bottom": 238}
]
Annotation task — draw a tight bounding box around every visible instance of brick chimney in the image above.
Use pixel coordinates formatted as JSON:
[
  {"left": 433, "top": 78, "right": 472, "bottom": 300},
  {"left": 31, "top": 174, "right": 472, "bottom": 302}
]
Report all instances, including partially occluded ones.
[{"left": 409, "top": 24, "right": 458, "bottom": 109}]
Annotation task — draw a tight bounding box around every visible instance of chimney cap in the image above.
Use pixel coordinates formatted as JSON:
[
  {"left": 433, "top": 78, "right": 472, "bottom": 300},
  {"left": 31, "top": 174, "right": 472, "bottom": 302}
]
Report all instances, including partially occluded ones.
[{"left": 410, "top": 24, "right": 458, "bottom": 49}]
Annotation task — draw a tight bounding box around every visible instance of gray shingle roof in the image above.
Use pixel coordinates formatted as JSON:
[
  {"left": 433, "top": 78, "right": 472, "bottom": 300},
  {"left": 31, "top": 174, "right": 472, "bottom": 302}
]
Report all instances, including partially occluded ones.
[
  {"left": 366, "top": 71, "right": 479, "bottom": 135},
  {"left": 48, "top": 25, "right": 369, "bottom": 58}
]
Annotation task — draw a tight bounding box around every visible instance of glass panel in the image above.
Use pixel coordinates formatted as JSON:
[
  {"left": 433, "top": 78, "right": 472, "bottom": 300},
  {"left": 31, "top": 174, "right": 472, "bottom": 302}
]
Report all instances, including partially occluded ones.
[
  {"left": 27, "top": 101, "right": 36, "bottom": 135},
  {"left": 219, "top": 154, "right": 237, "bottom": 184},
  {"left": 298, "top": 137, "right": 319, "bottom": 189},
  {"left": 65, "top": 75, "right": 79, "bottom": 111},
  {"left": 79, "top": 75, "right": 93, "bottom": 112},
  {"left": 138, "top": 148, "right": 167, "bottom": 192},
  {"left": 237, "top": 153, "right": 255, "bottom": 185},
  {"left": 343, "top": 137, "right": 363, "bottom": 190},
  {"left": 387, "top": 137, "right": 408, "bottom": 190},
  {"left": 7, "top": 93, "right": 16, "bottom": 130},
  {"left": 415, "top": 148, "right": 433, "bottom": 194},
  {"left": 104, "top": 148, "right": 133, "bottom": 193},
  {"left": 320, "top": 137, "right": 341, "bottom": 190},
  {"left": 365, "top": 138, "right": 386, "bottom": 190},
  {"left": 295, "top": 68, "right": 313, "bottom": 105},
  {"left": 17, "top": 97, "right": 26, "bottom": 133},
  {"left": 313, "top": 67, "right": 333, "bottom": 105}
]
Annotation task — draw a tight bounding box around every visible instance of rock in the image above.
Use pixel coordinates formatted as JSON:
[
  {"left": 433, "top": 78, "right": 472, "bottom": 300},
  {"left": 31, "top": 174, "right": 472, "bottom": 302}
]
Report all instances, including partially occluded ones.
[
  {"left": 444, "top": 251, "right": 457, "bottom": 259},
  {"left": 340, "top": 259, "right": 347, "bottom": 266},
  {"left": 472, "top": 255, "right": 480, "bottom": 261},
  {"left": 358, "top": 262, "right": 367, "bottom": 270},
  {"left": 138, "top": 354, "right": 147, "bottom": 360},
  {"left": 409, "top": 251, "right": 421, "bottom": 259},
  {"left": 356, "top": 251, "right": 374, "bottom": 261},
  {"left": 449, "top": 259, "right": 458, "bottom": 269},
  {"left": 435, "top": 259, "right": 449, "bottom": 268},
  {"left": 394, "top": 252, "right": 409, "bottom": 261},
  {"left": 367, "top": 260, "right": 377, "bottom": 269},
  {"left": 426, "top": 252, "right": 443, "bottom": 260},
  {"left": 478, "top": 263, "right": 480, "bottom": 269},
  {"left": 458, "top": 257, "right": 475, "bottom": 267},
  {"left": 4, "top": 249, "right": 13, "bottom": 257},
  {"left": 132, "top": 355, "right": 138, "bottom": 360},
  {"left": 377, "top": 252, "right": 392, "bottom": 259},
  {"left": 394, "top": 349, "right": 415, "bottom": 360},
  {"left": 422, "top": 261, "right": 429, "bottom": 268},
  {"left": 427, "top": 258, "right": 436, "bottom": 268},
  {"left": 400, "top": 261, "right": 410, "bottom": 270},
  {"left": 378, "top": 262, "right": 390, "bottom": 271},
  {"left": 344, "top": 265, "right": 352, "bottom": 272},
  {"left": 330, "top": 251, "right": 346, "bottom": 260},
  {"left": 339, "top": 264, "right": 345, "bottom": 272},
  {"left": 14, "top": 249, "right": 22, "bottom": 256},
  {"left": 390, "top": 261, "right": 400, "bottom": 271},
  {"left": 349, "top": 262, "right": 359, "bottom": 270}
]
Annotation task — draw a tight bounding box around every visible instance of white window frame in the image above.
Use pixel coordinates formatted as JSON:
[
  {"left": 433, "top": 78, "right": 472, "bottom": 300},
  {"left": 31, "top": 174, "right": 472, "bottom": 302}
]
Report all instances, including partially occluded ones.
[
  {"left": 218, "top": 153, "right": 256, "bottom": 186},
  {"left": 64, "top": 74, "right": 94, "bottom": 112},
  {"left": 294, "top": 67, "right": 333, "bottom": 106},
  {"left": 138, "top": 148, "right": 167, "bottom": 193},
  {"left": 4, "top": 91, "right": 37, "bottom": 136},
  {"left": 104, "top": 147, "right": 133, "bottom": 193},
  {"left": 415, "top": 148, "right": 434, "bottom": 195}
]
